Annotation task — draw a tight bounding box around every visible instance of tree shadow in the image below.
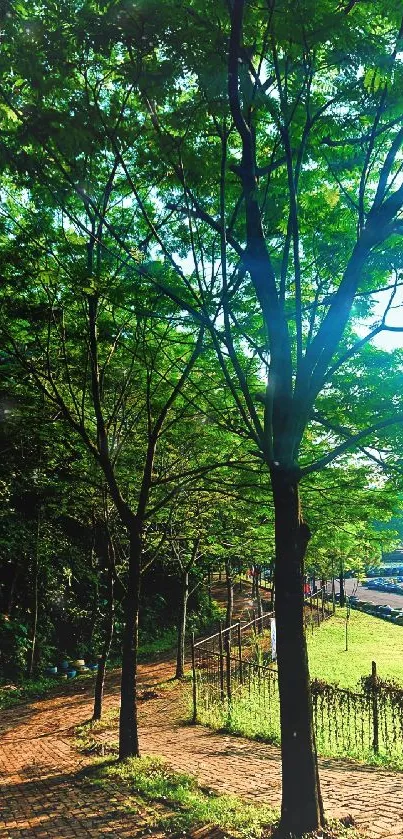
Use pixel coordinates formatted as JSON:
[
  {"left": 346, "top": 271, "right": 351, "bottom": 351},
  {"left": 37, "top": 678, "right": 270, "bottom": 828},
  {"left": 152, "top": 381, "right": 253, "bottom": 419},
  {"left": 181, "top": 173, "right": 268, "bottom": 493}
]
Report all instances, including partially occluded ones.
[{"left": 2, "top": 764, "right": 151, "bottom": 839}]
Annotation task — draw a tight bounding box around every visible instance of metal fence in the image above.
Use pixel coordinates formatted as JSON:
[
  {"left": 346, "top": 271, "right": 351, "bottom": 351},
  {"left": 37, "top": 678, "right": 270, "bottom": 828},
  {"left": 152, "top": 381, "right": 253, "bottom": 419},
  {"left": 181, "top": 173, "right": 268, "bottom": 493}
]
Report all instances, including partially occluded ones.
[{"left": 191, "top": 598, "right": 403, "bottom": 766}]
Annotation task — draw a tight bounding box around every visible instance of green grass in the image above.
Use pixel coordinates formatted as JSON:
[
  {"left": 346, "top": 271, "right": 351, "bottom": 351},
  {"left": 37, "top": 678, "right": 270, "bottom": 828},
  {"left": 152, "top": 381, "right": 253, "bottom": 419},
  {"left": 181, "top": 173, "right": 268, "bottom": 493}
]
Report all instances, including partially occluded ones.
[
  {"left": 196, "top": 677, "right": 403, "bottom": 772},
  {"left": 307, "top": 608, "right": 403, "bottom": 688},
  {"left": 0, "top": 669, "right": 99, "bottom": 710},
  {"left": 90, "top": 755, "right": 277, "bottom": 839},
  {"left": 85, "top": 753, "right": 362, "bottom": 839},
  {"left": 137, "top": 628, "right": 178, "bottom": 661},
  {"left": 75, "top": 709, "right": 120, "bottom": 753},
  {"left": 195, "top": 609, "right": 403, "bottom": 771},
  {"left": 0, "top": 676, "right": 69, "bottom": 709},
  {"left": 0, "top": 627, "right": 177, "bottom": 711}
]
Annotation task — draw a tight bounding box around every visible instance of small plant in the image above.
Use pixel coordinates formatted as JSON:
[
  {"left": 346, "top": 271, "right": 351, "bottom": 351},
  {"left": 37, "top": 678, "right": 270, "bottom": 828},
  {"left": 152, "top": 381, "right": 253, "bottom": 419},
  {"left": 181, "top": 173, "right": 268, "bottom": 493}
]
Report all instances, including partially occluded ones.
[
  {"left": 93, "top": 755, "right": 277, "bottom": 838},
  {"left": 137, "top": 628, "right": 177, "bottom": 661},
  {"left": 0, "top": 676, "right": 59, "bottom": 709}
]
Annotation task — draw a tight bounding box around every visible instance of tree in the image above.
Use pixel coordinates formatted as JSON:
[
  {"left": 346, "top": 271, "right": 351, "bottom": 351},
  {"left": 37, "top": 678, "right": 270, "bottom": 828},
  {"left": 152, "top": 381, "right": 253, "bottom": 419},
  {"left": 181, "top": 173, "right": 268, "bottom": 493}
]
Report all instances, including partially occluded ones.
[
  {"left": 304, "top": 464, "right": 401, "bottom": 591},
  {"left": 2, "top": 1, "right": 403, "bottom": 832},
  {"left": 0, "top": 182, "right": 253, "bottom": 755}
]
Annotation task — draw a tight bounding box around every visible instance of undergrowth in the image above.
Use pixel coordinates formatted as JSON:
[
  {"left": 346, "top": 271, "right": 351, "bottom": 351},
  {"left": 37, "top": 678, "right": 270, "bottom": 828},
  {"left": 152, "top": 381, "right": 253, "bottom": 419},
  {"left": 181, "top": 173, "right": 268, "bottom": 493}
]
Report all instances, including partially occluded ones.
[
  {"left": 0, "top": 673, "right": 96, "bottom": 710},
  {"left": 82, "top": 753, "right": 362, "bottom": 839},
  {"left": 92, "top": 754, "right": 277, "bottom": 838}
]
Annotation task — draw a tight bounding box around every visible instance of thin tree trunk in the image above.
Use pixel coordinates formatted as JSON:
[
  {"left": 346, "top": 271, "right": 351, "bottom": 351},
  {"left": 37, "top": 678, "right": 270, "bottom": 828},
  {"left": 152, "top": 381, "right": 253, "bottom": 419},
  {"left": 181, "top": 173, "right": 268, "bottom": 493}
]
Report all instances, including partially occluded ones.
[
  {"left": 224, "top": 558, "right": 233, "bottom": 651},
  {"left": 176, "top": 569, "right": 189, "bottom": 679},
  {"left": 271, "top": 469, "right": 323, "bottom": 834},
  {"left": 119, "top": 523, "right": 141, "bottom": 760},
  {"left": 88, "top": 520, "right": 99, "bottom": 657},
  {"left": 251, "top": 566, "right": 257, "bottom": 598},
  {"left": 255, "top": 564, "right": 263, "bottom": 630},
  {"left": 93, "top": 536, "right": 115, "bottom": 721},
  {"left": 339, "top": 564, "right": 345, "bottom": 607},
  {"left": 28, "top": 509, "right": 41, "bottom": 678}
]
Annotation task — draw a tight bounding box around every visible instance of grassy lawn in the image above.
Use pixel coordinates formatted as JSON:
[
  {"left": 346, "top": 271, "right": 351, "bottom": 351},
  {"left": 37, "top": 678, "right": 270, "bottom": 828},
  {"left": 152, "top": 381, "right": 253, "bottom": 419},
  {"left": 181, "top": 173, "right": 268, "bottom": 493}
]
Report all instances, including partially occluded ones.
[
  {"left": 307, "top": 607, "right": 403, "bottom": 688},
  {"left": 196, "top": 608, "right": 403, "bottom": 770}
]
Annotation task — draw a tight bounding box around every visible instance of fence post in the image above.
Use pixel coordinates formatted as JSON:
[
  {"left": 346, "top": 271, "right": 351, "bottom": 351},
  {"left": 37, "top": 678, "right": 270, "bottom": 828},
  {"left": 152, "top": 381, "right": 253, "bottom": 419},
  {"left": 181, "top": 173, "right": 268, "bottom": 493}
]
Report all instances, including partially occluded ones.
[
  {"left": 237, "top": 621, "right": 243, "bottom": 684},
  {"left": 191, "top": 632, "right": 197, "bottom": 723},
  {"left": 252, "top": 608, "right": 256, "bottom": 635},
  {"left": 316, "top": 592, "right": 320, "bottom": 626},
  {"left": 226, "top": 638, "right": 232, "bottom": 702},
  {"left": 372, "top": 660, "right": 379, "bottom": 754},
  {"left": 321, "top": 589, "right": 325, "bottom": 621},
  {"left": 218, "top": 620, "right": 225, "bottom": 701}
]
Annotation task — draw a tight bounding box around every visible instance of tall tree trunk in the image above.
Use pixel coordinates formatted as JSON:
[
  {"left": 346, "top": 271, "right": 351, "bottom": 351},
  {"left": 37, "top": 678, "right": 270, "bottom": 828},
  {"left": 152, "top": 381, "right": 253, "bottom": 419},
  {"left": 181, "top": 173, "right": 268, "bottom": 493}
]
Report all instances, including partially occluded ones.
[
  {"left": 119, "top": 523, "right": 141, "bottom": 760},
  {"left": 176, "top": 569, "right": 189, "bottom": 679},
  {"left": 271, "top": 468, "right": 323, "bottom": 835},
  {"left": 225, "top": 559, "right": 233, "bottom": 629},
  {"left": 251, "top": 566, "right": 257, "bottom": 598},
  {"left": 254, "top": 564, "right": 263, "bottom": 630},
  {"left": 93, "top": 547, "right": 115, "bottom": 721},
  {"left": 28, "top": 510, "right": 41, "bottom": 678},
  {"left": 224, "top": 559, "right": 233, "bottom": 651},
  {"left": 339, "top": 564, "right": 345, "bottom": 608}
]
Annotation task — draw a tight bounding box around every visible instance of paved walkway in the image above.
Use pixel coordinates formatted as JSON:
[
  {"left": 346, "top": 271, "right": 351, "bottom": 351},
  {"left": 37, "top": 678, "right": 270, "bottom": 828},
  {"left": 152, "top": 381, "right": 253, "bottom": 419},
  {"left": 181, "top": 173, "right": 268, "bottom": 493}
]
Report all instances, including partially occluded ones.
[
  {"left": 0, "top": 669, "right": 169, "bottom": 839},
  {"left": 1, "top": 583, "right": 403, "bottom": 839}
]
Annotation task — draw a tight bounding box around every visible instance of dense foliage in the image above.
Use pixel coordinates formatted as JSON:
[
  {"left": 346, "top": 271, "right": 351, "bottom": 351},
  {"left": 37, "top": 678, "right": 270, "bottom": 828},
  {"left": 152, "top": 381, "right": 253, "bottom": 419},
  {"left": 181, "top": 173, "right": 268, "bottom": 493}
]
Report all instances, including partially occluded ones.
[{"left": 1, "top": 1, "right": 403, "bottom": 833}]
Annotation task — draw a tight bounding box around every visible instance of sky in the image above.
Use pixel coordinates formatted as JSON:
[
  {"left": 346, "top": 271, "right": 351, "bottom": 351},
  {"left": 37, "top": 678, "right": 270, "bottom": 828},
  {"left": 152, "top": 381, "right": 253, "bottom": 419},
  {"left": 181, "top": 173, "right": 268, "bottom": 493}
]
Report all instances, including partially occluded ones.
[{"left": 367, "top": 286, "right": 403, "bottom": 353}]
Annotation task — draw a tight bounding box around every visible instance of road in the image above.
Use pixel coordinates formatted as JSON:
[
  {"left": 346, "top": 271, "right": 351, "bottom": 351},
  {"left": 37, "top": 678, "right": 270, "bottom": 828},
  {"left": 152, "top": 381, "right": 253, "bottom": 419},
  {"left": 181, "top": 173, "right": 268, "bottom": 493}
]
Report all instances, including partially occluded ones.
[{"left": 337, "top": 577, "right": 403, "bottom": 609}]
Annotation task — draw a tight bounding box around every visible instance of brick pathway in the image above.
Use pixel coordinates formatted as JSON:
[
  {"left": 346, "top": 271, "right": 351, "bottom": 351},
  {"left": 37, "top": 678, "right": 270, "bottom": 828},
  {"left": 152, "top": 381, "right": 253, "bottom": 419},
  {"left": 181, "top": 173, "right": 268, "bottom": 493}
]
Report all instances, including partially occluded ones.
[
  {"left": 1, "top": 583, "right": 403, "bottom": 839},
  {"left": 0, "top": 671, "right": 168, "bottom": 839}
]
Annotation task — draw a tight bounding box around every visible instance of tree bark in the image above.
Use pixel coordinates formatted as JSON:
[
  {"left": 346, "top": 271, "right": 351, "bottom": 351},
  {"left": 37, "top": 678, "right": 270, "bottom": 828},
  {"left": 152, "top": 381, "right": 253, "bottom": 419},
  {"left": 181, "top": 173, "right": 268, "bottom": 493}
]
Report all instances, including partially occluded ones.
[
  {"left": 175, "top": 569, "right": 189, "bottom": 679},
  {"left": 118, "top": 523, "right": 141, "bottom": 760},
  {"left": 254, "top": 564, "right": 263, "bottom": 631},
  {"left": 251, "top": 565, "right": 257, "bottom": 598},
  {"left": 271, "top": 468, "right": 323, "bottom": 834},
  {"left": 339, "top": 564, "right": 345, "bottom": 607},
  {"left": 93, "top": 543, "right": 115, "bottom": 721},
  {"left": 28, "top": 509, "right": 41, "bottom": 678},
  {"left": 224, "top": 558, "right": 233, "bottom": 650}
]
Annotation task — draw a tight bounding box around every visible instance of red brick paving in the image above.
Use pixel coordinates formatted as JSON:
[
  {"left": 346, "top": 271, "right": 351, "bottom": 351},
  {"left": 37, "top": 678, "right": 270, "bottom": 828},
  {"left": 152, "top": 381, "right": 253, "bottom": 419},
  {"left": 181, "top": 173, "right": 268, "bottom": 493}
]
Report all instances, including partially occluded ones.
[{"left": 1, "top": 583, "right": 403, "bottom": 839}]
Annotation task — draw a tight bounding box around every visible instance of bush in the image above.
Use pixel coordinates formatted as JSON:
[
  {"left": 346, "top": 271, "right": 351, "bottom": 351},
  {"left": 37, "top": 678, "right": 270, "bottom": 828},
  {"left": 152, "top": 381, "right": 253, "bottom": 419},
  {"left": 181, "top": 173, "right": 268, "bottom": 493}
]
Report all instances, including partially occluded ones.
[{"left": 0, "top": 614, "right": 30, "bottom": 681}]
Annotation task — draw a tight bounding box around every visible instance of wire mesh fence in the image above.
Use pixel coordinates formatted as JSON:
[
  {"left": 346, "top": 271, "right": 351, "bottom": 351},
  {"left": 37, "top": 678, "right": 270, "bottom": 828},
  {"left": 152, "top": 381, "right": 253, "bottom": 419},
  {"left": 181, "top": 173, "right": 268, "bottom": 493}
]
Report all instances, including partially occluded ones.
[{"left": 192, "top": 604, "right": 403, "bottom": 768}]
